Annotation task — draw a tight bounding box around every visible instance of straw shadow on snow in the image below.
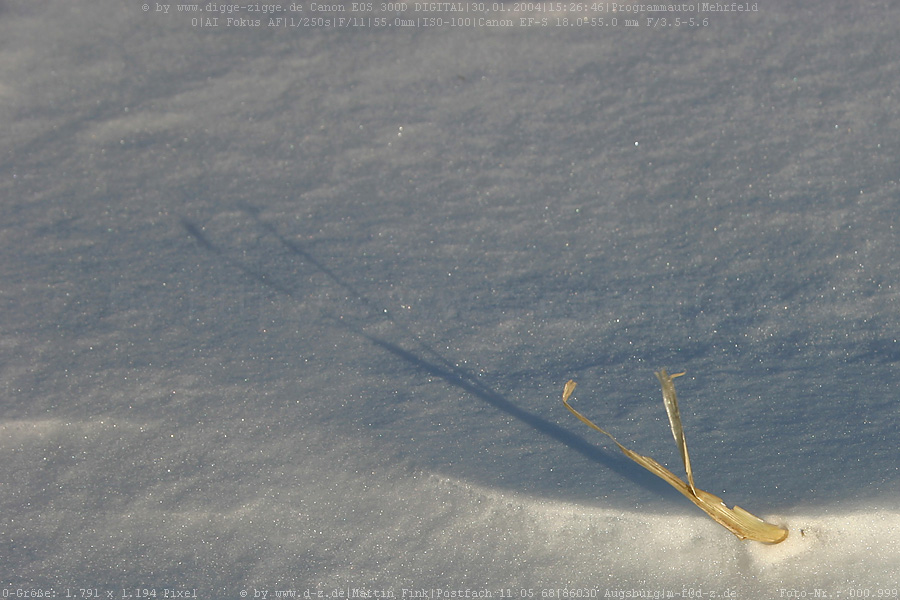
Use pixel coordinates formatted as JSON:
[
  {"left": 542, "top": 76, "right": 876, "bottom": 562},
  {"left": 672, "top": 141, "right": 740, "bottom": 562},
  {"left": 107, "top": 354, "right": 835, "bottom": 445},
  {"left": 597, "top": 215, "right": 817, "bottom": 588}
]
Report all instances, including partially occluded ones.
[{"left": 180, "top": 209, "right": 692, "bottom": 504}]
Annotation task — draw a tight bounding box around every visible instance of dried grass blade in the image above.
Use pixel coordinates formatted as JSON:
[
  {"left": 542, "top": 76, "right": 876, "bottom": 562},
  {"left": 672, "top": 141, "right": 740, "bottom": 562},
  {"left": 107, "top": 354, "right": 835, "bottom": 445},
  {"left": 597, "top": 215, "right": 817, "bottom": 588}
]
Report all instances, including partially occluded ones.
[
  {"left": 655, "top": 369, "right": 695, "bottom": 494},
  {"left": 561, "top": 376, "right": 788, "bottom": 544}
]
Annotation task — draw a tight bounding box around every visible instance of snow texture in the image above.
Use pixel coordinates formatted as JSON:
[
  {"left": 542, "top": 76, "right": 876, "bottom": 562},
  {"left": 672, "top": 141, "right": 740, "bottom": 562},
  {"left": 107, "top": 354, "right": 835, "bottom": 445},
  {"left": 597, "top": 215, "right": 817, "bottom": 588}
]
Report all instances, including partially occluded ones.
[{"left": 1, "top": 0, "right": 899, "bottom": 597}]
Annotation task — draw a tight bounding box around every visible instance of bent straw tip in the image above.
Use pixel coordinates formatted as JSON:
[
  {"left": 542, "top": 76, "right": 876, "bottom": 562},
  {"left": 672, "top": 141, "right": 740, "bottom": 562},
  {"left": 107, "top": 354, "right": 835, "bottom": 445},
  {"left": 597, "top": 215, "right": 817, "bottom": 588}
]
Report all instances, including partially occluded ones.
[{"left": 655, "top": 368, "right": 686, "bottom": 380}]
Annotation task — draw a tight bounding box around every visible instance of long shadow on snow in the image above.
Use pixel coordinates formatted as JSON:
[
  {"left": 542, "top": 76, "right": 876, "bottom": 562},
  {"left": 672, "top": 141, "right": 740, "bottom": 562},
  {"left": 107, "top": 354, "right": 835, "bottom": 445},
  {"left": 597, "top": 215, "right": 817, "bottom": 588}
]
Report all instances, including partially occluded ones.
[{"left": 181, "top": 210, "right": 683, "bottom": 505}]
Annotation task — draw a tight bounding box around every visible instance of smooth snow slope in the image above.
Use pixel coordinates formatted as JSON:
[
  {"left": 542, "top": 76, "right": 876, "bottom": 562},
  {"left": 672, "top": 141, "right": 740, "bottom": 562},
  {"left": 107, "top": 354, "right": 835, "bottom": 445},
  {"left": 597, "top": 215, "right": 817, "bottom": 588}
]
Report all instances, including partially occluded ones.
[{"left": 1, "top": 0, "right": 899, "bottom": 597}]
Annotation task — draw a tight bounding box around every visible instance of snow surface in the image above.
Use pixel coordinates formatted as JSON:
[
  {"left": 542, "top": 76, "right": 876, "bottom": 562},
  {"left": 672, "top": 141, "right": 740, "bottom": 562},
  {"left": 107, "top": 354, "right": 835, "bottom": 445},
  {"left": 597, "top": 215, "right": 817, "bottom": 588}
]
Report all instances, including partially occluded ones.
[{"left": 2, "top": 0, "right": 899, "bottom": 597}]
